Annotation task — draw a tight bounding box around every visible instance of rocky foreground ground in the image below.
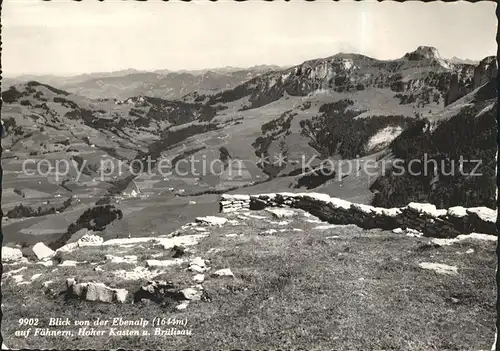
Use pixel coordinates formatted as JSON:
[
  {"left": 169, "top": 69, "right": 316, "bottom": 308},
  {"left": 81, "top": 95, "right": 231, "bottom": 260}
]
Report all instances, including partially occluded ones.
[{"left": 1, "top": 195, "right": 497, "bottom": 350}]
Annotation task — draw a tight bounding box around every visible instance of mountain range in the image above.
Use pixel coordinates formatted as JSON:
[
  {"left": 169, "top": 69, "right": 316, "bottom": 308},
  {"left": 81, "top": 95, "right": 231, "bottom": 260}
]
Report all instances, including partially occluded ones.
[
  {"left": 3, "top": 65, "right": 282, "bottom": 101},
  {"left": 1, "top": 46, "right": 497, "bottom": 246}
]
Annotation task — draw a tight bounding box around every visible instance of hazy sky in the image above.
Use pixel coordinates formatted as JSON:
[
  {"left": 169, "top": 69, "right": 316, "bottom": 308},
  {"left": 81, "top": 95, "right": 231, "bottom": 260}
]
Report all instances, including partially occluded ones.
[{"left": 3, "top": 1, "right": 497, "bottom": 76}]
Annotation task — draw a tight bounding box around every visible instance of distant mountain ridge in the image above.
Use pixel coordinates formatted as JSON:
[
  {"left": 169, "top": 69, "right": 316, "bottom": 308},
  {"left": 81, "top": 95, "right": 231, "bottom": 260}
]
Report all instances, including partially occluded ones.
[
  {"left": 3, "top": 65, "right": 282, "bottom": 101},
  {"left": 188, "top": 47, "right": 494, "bottom": 110}
]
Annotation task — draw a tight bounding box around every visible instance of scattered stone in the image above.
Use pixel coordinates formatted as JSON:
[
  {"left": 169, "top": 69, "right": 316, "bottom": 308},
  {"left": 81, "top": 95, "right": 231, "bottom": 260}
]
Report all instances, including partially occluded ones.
[
  {"left": 193, "top": 274, "right": 205, "bottom": 283},
  {"left": 2, "top": 267, "right": 27, "bottom": 280},
  {"left": 77, "top": 234, "right": 104, "bottom": 247},
  {"left": 105, "top": 255, "right": 138, "bottom": 264},
  {"left": 195, "top": 216, "right": 228, "bottom": 226},
  {"left": 465, "top": 248, "right": 475, "bottom": 254},
  {"left": 314, "top": 224, "right": 339, "bottom": 230},
  {"left": 102, "top": 237, "right": 156, "bottom": 246},
  {"left": 32, "top": 242, "right": 55, "bottom": 260},
  {"left": 146, "top": 258, "right": 184, "bottom": 269},
  {"left": 180, "top": 287, "right": 203, "bottom": 301},
  {"left": 37, "top": 260, "right": 53, "bottom": 267},
  {"left": 207, "top": 248, "right": 224, "bottom": 254},
  {"left": 156, "top": 234, "right": 209, "bottom": 250},
  {"left": 12, "top": 275, "right": 25, "bottom": 284},
  {"left": 43, "top": 280, "right": 53, "bottom": 288},
  {"left": 188, "top": 257, "right": 209, "bottom": 273},
  {"left": 260, "top": 229, "right": 277, "bottom": 235},
  {"left": 114, "top": 267, "right": 158, "bottom": 281},
  {"left": 266, "top": 208, "right": 296, "bottom": 219},
  {"left": 176, "top": 301, "right": 190, "bottom": 310},
  {"left": 59, "top": 260, "right": 79, "bottom": 267},
  {"left": 305, "top": 219, "right": 322, "bottom": 224},
  {"left": 2, "top": 247, "right": 23, "bottom": 263},
  {"left": 432, "top": 233, "right": 497, "bottom": 246},
  {"left": 212, "top": 268, "right": 234, "bottom": 278},
  {"left": 134, "top": 280, "right": 181, "bottom": 303},
  {"left": 406, "top": 228, "right": 423, "bottom": 238},
  {"left": 30, "top": 274, "right": 42, "bottom": 281},
  {"left": 392, "top": 228, "right": 404, "bottom": 234},
  {"left": 419, "top": 262, "right": 458, "bottom": 275},
  {"left": 66, "top": 279, "right": 128, "bottom": 303},
  {"left": 188, "top": 201, "right": 197, "bottom": 205}
]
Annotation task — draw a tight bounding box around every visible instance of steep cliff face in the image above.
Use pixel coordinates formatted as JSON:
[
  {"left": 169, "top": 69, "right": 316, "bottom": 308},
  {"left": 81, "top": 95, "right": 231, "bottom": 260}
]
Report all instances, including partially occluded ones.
[
  {"left": 473, "top": 56, "right": 497, "bottom": 88},
  {"left": 198, "top": 46, "right": 486, "bottom": 111},
  {"left": 445, "top": 56, "right": 496, "bottom": 106},
  {"left": 404, "top": 46, "right": 443, "bottom": 61}
]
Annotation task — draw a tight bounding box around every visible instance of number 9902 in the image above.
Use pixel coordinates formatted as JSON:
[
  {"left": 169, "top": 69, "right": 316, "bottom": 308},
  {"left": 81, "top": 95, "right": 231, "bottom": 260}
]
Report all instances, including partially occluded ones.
[{"left": 18, "top": 318, "right": 39, "bottom": 326}]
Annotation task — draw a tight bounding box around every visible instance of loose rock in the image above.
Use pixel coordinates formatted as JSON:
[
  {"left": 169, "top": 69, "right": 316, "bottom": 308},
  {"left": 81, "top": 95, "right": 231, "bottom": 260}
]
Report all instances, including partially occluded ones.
[
  {"left": 66, "top": 279, "right": 128, "bottom": 303},
  {"left": 213, "top": 268, "right": 234, "bottom": 278},
  {"left": 2, "top": 247, "right": 24, "bottom": 263},
  {"left": 32, "top": 242, "right": 55, "bottom": 261}
]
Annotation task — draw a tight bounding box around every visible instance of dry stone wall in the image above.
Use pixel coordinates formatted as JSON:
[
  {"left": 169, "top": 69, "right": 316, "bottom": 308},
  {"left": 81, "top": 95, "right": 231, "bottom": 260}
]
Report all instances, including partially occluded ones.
[{"left": 220, "top": 193, "right": 497, "bottom": 238}]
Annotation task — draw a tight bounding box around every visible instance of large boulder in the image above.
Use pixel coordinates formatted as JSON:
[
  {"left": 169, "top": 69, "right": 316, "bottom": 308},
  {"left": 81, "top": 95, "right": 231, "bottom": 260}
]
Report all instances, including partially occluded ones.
[
  {"left": 66, "top": 278, "right": 127, "bottom": 303},
  {"left": 179, "top": 287, "right": 203, "bottom": 301},
  {"left": 135, "top": 281, "right": 204, "bottom": 304},
  {"left": 77, "top": 234, "right": 104, "bottom": 247},
  {"left": 32, "top": 242, "right": 55, "bottom": 260},
  {"left": 2, "top": 247, "right": 24, "bottom": 263},
  {"left": 134, "top": 280, "right": 182, "bottom": 304},
  {"left": 188, "top": 257, "right": 209, "bottom": 273}
]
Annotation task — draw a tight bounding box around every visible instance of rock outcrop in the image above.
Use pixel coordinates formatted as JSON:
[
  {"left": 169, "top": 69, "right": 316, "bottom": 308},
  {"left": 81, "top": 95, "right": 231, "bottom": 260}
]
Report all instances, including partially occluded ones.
[
  {"left": 77, "top": 234, "right": 104, "bottom": 247},
  {"left": 2, "top": 247, "right": 24, "bottom": 263},
  {"left": 220, "top": 193, "right": 497, "bottom": 238},
  {"left": 473, "top": 56, "right": 497, "bottom": 89},
  {"left": 134, "top": 280, "right": 203, "bottom": 304},
  {"left": 66, "top": 278, "right": 128, "bottom": 303},
  {"left": 32, "top": 242, "right": 56, "bottom": 260}
]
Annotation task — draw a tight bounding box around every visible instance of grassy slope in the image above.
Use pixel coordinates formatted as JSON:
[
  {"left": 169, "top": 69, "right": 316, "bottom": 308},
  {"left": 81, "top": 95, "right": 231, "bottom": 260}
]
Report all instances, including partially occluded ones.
[{"left": 2, "top": 209, "right": 495, "bottom": 350}]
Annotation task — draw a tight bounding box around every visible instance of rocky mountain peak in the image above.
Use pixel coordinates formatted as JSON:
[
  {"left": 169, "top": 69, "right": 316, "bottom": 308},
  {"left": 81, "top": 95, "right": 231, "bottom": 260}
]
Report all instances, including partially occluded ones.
[
  {"left": 473, "top": 56, "right": 497, "bottom": 88},
  {"left": 405, "top": 46, "right": 441, "bottom": 61},
  {"left": 477, "top": 55, "right": 497, "bottom": 68}
]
